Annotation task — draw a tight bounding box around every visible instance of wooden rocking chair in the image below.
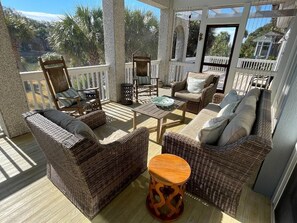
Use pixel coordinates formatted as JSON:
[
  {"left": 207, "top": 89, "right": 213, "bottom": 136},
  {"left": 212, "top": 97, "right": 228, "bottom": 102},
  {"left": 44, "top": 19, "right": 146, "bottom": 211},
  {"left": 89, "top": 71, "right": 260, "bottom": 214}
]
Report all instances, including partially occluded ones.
[
  {"left": 39, "top": 56, "right": 102, "bottom": 115},
  {"left": 133, "top": 54, "right": 158, "bottom": 102}
]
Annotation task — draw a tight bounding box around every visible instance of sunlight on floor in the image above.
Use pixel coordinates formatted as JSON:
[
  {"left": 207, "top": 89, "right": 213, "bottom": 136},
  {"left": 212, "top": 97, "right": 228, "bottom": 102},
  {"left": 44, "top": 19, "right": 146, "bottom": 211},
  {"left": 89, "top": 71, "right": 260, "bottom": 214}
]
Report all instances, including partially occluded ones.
[{"left": 0, "top": 137, "right": 37, "bottom": 183}]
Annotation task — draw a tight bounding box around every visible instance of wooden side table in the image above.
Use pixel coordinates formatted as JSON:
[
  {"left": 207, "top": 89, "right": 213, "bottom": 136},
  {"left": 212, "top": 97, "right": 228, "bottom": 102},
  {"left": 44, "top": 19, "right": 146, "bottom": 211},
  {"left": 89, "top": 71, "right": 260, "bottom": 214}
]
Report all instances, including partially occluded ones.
[{"left": 146, "top": 154, "right": 191, "bottom": 221}]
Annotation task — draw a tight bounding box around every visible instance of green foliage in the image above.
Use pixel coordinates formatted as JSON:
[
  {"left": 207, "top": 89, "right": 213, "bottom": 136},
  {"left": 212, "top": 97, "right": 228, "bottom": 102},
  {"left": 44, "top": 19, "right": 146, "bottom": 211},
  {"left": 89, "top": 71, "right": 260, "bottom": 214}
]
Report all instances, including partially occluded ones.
[
  {"left": 49, "top": 6, "right": 104, "bottom": 66},
  {"left": 208, "top": 32, "right": 231, "bottom": 57},
  {"left": 186, "top": 21, "right": 200, "bottom": 57},
  {"left": 4, "top": 7, "right": 53, "bottom": 71},
  {"left": 125, "top": 9, "right": 159, "bottom": 61},
  {"left": 240, "top": 21, "right": 281, "bottom": 58}
]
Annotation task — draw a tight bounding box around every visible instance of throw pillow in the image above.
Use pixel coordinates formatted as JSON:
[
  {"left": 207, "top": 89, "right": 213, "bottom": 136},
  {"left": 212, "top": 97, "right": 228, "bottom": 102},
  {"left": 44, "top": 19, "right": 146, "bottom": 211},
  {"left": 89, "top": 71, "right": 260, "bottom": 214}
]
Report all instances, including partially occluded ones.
[
  {"left": 43, "top": 109, "right": 98, "bottom": 142},
  {"left": 217, "top": 106, "right": 256, "bottom": 146},
  {"left": 187, "top": 77, "right": 205, "bottom": 94},
  {"left": 137, "top": 76, "right": 151, "bottom": 85},
  {"left": 56, "top": 87, "right": 80, "bottom": 107},
  {"left": 217, "top": 101, "right": 239, "bottom": 118},
  {"left": 197, "top": 116, "right": 229, "bottom": 145},
  {"left": 235, "top": 95, "right": 257, "bottom": 114},
  {"left": 245, "top": 88, "right": 261, "bottom": 100},
  {"left": 219, "top": 90, "right": 241, "bottom": 108}
]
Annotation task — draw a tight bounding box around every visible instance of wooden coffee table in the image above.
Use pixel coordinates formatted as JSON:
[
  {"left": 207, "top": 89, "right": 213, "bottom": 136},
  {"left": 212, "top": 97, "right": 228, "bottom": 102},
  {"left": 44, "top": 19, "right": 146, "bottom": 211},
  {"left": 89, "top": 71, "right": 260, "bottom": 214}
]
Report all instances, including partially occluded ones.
[
  {"left": 146, "top": 154, "right": 191, "bottom": 221},
  {"left": 131, "top": 97, "right": 187, "bottom": 143}
]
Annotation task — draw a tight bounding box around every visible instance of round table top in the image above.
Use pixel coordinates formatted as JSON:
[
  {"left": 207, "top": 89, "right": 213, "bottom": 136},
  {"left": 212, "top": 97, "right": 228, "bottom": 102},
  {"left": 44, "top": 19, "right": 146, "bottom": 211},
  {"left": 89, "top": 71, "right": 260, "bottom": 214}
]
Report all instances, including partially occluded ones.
[{"left": 148, "top": 154, "right": 191, "bottom": 185}]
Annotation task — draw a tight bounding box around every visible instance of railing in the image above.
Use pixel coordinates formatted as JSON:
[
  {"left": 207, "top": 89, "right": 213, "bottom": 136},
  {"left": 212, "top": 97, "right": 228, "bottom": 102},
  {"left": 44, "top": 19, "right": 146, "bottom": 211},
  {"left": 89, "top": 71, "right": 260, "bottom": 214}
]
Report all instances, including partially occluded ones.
[
  {"left": 237, "top": 58, "right": 277, "bottom": 71},
  {"left": 21, "top": 65, "right": 110, "bottom": 110},
  {"left": 169, "top": 56, "right": 277, "bottom": 84},
  {"left": 124, "top": 60, "right": 160, "bottom": 84},
  {"left": 232, "top": 68, "right": 276, "bottom": 95}
]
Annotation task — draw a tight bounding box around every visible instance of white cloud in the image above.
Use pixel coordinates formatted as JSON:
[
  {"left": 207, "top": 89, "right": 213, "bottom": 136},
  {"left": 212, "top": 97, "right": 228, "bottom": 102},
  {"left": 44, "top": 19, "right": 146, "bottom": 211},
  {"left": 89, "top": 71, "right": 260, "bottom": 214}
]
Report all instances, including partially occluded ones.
[{"left": 17, "top": 10, "right": 65, "bottom": 22}]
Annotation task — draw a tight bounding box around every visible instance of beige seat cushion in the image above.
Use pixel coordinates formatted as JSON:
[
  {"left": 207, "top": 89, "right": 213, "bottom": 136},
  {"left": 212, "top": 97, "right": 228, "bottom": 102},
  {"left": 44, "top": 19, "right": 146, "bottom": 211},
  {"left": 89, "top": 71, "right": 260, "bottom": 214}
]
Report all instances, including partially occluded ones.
[
  {"left": 174, "top": 90, "right": 202, "bottom": 102},
  {"left": 180, "top": 104, "right": 220, "bottom": 139},
  {"left": 93, "top": 125, "right": 127, "bottom": 145},
  {"left": 188, "top": 72, "right": 214, "bottom": 87},
  {"left": 218, "top": 106, "right": 256, "bottom": 146}
]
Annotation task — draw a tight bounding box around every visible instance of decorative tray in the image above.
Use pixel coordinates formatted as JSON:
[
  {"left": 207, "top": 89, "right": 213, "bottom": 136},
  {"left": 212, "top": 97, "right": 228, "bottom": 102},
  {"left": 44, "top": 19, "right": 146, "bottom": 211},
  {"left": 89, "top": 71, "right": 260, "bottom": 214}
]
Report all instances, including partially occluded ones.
[{"left": 152, "top": 96, "right": 175, "bottom": 108}]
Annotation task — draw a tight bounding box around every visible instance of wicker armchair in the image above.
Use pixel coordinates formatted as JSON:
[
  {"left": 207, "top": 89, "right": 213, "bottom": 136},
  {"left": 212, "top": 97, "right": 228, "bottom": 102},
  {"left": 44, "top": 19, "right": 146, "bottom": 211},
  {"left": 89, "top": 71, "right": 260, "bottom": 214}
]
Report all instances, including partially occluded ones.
[
  {"left": 171, "top": 72, "right": 219, "bottom": 114},
  {"left": 23, "top": 110, "right": 149, "bottom": 219},
  {"left": 39, "top": 56, "right": 102, "bottom": 115},
  {"left": 162, "top": 90, "right": 272, "bottom": 216}
]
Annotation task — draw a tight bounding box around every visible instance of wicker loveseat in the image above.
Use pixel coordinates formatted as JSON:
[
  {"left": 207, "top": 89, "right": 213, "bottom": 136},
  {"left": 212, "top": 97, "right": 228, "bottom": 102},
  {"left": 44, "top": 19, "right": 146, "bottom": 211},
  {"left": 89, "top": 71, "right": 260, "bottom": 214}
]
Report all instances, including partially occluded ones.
[
  {"left": 23, "top": 110, "right": 149, "bottom": 219},
  {"left": 162, "top": 89, "right": 272, "bottom": 216},
  {"left": 171, "top": 72, "right": 219, "bottom": 114}
]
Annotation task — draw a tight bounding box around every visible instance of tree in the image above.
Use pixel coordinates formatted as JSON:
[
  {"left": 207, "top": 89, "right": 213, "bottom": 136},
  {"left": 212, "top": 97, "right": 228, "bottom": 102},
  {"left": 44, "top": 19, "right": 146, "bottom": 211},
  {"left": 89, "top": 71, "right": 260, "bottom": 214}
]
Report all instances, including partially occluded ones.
[
  {"left": 186, "top": 20, "right": 200, "bottom": 57},
  {"left": 49, "top": 6, "right": 105, "bottom": 66},
  {"left": 208, "top": 31, "right": 231, "bottom": 57},
  {"left": 4, "top": 8, "right": 34, "bottom": 70},
  {"left": 125, "top": 9, "right": 159, "bottom": 62}
]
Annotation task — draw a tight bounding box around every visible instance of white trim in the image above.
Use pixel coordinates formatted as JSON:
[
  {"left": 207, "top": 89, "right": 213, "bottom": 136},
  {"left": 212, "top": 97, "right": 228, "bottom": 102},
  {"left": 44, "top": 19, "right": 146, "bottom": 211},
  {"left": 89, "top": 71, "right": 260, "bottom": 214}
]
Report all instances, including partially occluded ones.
[{"left": 272, "top": 143, "right": 297, "bottom": 213}]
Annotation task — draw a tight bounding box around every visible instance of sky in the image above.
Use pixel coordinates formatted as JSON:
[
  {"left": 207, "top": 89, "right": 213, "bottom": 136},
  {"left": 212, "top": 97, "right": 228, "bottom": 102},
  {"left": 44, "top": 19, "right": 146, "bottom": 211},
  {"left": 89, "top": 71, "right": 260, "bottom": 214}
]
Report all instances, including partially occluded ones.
[
  {"left": 1, "top": 0, "right": 161, "bottom": 21},
  {"left": 1, "top": 0, "right": 270, "bottom": 35}
]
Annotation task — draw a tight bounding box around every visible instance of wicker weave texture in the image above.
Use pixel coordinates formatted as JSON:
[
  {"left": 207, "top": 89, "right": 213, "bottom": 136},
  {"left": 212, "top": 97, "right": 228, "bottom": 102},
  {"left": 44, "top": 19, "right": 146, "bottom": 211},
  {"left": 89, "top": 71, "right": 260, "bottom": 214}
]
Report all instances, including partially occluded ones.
[
  {"left": 23, "top": 111, "right": 149, "bottom": 219},
  {"left": 171, "top": 74, "right": 219, "bottom": 114},
  {"left": 162, "top": 90, "right": 272, "bottom": 216}
]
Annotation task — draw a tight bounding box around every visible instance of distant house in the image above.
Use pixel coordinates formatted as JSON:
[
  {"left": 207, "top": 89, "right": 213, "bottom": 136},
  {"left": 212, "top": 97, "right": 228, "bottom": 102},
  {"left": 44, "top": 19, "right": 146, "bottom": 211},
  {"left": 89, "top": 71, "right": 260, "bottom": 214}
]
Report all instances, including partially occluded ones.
[{"left": 253, "top": 31, "right": 283, "bottom": 59}]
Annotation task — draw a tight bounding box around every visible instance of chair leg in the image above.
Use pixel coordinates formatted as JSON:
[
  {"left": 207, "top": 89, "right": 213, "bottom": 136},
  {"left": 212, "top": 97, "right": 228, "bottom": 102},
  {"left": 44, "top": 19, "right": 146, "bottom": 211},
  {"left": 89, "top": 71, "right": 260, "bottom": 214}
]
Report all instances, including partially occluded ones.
[{"left": 135, "top": 86, "right": 138, "bottom": 103}]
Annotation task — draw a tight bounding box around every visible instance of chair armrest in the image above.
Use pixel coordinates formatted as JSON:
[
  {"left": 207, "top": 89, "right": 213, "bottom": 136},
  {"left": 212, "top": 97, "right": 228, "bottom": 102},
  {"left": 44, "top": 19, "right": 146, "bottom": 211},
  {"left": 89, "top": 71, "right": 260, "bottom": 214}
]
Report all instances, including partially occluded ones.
[
  {"left": 201, "top": 83, "right": 217, "bottom": 109},
  {"left": 212, "top": 93, "right": 225, "bottom": 104},
  {"left": 171, "top": 79, "right": 186, "bottom": 97},
  {"left": 77, "top": 110, "right": 106, "bottom": 129},
  {"left": 77, "top": 87, "right": 99, "bottom": 92},
  {"left": 72, "top": 127, "right": 149, "bottom": 192}
]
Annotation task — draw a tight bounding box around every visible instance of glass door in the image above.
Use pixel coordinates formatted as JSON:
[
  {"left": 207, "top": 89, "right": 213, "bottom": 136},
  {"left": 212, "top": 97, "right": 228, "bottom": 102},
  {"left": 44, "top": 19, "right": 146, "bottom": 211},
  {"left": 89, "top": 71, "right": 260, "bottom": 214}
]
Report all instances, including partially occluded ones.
[{"left": 200, "top": 25, "right": 238, "bottom": 92}]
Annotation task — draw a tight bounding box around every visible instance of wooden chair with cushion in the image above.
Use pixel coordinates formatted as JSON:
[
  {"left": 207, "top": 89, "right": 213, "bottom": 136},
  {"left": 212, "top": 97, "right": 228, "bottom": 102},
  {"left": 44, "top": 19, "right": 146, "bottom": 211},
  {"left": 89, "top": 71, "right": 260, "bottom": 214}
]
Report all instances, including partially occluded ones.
[
  {"left": 171, "top": 72, "right": 219, "bottom": 114},
  {"left": 133, "top": 54, "right": 158, "bottom": 102},
  {"left": 39, "top": 56, "right": 102, "bottom": 115}
]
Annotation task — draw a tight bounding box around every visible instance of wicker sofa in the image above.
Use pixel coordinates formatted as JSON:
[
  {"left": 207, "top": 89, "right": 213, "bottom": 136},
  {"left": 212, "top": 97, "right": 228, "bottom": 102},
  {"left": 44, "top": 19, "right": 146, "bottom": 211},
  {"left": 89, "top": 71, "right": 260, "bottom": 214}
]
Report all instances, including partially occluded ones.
[
  {"left": 171, "top": 72, "right": 219, "bottom": 114},
  {"left": 23, "top": 110, "right": 149, "bottom": 219},
  {"left": 162, "top": 89, "right": 272, "bottom": 216}
]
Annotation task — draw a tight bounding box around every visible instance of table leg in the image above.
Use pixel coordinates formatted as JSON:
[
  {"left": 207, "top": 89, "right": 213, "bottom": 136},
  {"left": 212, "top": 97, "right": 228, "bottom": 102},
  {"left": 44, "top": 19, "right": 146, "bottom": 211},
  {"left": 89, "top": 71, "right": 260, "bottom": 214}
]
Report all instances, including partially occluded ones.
[
  {"left": 133, "top": 111, "right": 137, "bottom": 130},
  {"left": 181, "top": 103, "right": 186, "bottom": 123},
  {"left": 157, "top": 118, "right": 163, "bottom": 143}
]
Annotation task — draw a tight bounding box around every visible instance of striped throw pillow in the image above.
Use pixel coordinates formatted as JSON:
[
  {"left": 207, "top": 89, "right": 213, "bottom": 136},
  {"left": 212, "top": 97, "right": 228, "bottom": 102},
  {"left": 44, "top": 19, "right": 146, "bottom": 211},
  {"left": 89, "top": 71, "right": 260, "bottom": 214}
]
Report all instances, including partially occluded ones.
[{"left": 56, "top": 87, "right": 80, "bottom": 107}]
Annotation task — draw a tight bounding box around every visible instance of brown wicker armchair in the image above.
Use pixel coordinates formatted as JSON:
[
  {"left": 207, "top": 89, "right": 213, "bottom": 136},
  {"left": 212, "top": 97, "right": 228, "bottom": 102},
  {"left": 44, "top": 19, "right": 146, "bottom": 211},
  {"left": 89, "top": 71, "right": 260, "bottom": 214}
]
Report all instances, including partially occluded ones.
[
  {"left": 171, "top": 72, "right": 219, "bottom": 114},
  {"left": 133, "top": 55, "right": 158, "bottom": 102},
  {"left": 23, "top": 109, "right": 149, "bottom": 219},
  {"left": 39, "top": 56, "right": 102, "bottom": 115},
  {"left": 162, "top": 90, "right": 272, "bottom": 216}
]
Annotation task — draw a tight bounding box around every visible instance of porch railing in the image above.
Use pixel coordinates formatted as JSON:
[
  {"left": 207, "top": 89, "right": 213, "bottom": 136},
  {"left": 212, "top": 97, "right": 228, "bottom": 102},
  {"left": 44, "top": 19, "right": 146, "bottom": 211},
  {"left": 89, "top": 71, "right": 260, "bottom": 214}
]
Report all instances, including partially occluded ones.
[
  {"left": 169, "top": 57, "right": 277, "bottom": 83},
  {"left": 232, "top": 68, "right": 276, "bottom": 95},
  {"left": 21, "top": 65, "right": 110, "bottom": 110}
]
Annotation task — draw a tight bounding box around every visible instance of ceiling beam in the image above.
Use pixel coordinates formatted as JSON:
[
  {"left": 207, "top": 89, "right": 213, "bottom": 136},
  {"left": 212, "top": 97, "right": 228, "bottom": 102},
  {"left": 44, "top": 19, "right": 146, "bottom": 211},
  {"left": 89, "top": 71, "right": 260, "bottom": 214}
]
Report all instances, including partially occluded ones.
[
  {"left": 173, "top": 0, "right": 287, "bottom": 11},
  {"left": 250, "top": 9, "right": 297, "bottom": 18},
  {"left": 137, "top": 0, "right": 169, "bottom": 9}
]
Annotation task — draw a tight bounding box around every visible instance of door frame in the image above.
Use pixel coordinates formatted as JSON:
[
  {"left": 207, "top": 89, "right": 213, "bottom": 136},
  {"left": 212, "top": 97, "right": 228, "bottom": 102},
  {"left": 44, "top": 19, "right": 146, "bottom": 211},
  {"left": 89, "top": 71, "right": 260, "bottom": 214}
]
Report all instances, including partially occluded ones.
[{"left": 200, "top": 24, "right": 239, "bottom": 92}]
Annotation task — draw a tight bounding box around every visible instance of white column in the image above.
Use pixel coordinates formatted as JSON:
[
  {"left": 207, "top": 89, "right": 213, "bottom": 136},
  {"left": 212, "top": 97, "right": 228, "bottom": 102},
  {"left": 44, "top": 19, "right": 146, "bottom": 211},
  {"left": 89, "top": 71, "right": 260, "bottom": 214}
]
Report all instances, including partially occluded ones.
[
  {"left": 194, "top": 7, "right": 208, "bottom": 72},
  {"left": 102, "top": 0, "right": 125, "bottom": 102},
  {"left": 224, "top": 3, "right": 251, "bottom": 93},
  {"left": 158, "top": 3, "right": 174, "bottom": 85},
  {"left": 0, "top": 3, "right": 29, "bottom": 138}
]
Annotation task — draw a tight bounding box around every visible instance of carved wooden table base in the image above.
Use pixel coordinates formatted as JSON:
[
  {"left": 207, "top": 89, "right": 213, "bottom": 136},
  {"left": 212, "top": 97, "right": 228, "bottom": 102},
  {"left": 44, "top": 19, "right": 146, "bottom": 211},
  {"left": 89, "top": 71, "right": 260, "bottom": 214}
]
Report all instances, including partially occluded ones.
[{"left": 146, "top": 154, "right": 191, "bottom": 221}]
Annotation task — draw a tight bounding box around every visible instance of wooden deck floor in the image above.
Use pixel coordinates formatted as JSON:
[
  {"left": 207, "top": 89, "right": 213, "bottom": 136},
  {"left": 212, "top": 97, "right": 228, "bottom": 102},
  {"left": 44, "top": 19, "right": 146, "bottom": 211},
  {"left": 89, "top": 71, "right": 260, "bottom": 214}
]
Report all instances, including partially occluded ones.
[{"left": 0, "top": 94, "right": 271, "bottom": 222}]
